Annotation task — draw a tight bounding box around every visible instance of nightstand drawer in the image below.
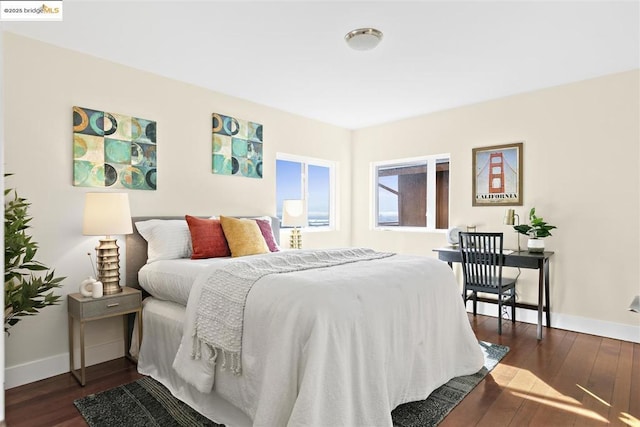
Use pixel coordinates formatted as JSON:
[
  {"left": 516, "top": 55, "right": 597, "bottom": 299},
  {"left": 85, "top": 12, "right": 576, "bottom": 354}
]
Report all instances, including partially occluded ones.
[
  {"left": 68, "top": 288, "right": 142, "bottom": 320},
  {"left": 80, "top": 294, "right": 140, "bottom": 318}
]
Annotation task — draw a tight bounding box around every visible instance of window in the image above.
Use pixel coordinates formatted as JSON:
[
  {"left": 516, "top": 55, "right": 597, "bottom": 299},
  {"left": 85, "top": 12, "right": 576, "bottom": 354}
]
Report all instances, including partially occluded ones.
[
  {"left": 276, "top": 154, "right": 335, "bottom": 228},
  {"left": 373, "top": 154, "right": 450, "bottom": 230}
]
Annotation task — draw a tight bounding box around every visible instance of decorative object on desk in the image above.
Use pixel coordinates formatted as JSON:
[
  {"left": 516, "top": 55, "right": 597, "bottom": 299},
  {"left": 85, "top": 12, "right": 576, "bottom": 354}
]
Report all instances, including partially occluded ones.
[
  {"left": 472, "top": 142, "right": 523, "bottom": 206},
  {"left": 82, "top": 192, "right": 133, "bottom": 294},
  {"left": 212, "top": 113, "right": 263, "bottom": 178},
  {"left": 4, "top": 174, "right": 65, "bottom": 333},
  {"left": 466, "top": 225, "right": 477, "bottom": 232},
  {"left": 629, "top": 296, "right": 640, "bottom": 313},
  {"left": 513, "top": 207, "right": 556, "bottom": 253},
  {"left": 503, "top": 208, "right": 521, "bottom": 251},
  {"left": 73, "top": 106, "right": 157, "bottom": 190},
  {"left": 446, "top": 226, "right": 462, "bottom": 246},
  {"left": 282, "top": 199, "right": 307, "bottom": 249}
]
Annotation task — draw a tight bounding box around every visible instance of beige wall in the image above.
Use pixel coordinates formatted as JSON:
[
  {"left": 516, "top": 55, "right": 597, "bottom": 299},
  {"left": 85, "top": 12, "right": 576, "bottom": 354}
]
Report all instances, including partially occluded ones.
[
  {"left": 2, "top": 33, "right": 351, "bottom": 386},
  {"left": 352, "top": 70, "right": 640, "bottom": 332}
]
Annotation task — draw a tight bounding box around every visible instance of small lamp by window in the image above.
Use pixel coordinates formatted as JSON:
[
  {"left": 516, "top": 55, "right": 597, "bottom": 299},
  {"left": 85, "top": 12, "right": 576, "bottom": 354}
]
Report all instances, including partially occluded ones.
[
  {"left": 82, "top": 193, "right": 133, "bottom": 294},
  {"left": 503, "top": 208, "right": 521, "bottom": 251},
  {"left": 282, "top": 199, "right": 307, "bottom": 249}
]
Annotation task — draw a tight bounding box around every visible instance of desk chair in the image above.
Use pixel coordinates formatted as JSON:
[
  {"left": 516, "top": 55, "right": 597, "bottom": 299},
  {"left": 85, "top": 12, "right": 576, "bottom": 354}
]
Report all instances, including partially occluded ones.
[{"left": 459, "top": 232, "right": 517, "bottom": 335}]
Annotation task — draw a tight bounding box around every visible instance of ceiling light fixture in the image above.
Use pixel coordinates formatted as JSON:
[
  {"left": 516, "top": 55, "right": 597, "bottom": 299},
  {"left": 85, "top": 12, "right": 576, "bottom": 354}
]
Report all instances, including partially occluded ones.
[{"left": 344, "top": 28, "right": 383, "bottom": 51}]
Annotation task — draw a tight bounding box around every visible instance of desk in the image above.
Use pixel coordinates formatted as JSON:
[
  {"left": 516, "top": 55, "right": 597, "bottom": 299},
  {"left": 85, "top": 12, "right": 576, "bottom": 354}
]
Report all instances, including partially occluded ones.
[{"left": 433, "top": 247, "right": 553, "bottom": 340}]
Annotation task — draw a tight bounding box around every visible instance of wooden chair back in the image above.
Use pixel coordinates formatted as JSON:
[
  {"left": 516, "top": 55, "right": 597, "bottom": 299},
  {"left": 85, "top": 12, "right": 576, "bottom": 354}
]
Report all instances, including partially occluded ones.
[{"left": 459, "top": 232, "right": 506, "bottom": 291}]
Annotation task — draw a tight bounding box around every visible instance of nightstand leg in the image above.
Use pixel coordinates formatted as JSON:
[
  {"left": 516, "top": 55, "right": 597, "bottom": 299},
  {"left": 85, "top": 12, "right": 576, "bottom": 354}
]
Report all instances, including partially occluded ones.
[
  {"left": 137, "top": 309, "right": 143, "bottom": 354},
  {"left": 79, "top": 320, "right": 86, "bottom": 386},
  {"left": 125, "top": 310, "right": 143, "bottom": 362},
  {"left": 122, "top": 314, "right": 128, "bottom": 356},
  {"left": 68, "top": 313, "right": 74, "bottom": 373}
]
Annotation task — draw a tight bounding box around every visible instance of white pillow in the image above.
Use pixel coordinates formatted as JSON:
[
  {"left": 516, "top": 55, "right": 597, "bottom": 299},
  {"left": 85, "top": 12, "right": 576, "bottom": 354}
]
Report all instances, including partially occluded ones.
[{"left": 135, "top": 219, "right": 192, "bottom": 263}]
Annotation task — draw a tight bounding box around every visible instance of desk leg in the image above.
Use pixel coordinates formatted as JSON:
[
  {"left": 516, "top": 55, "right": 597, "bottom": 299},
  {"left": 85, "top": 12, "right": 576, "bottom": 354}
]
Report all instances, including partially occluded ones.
[
  {"left": 544, "top": 259, "right": 551, "bottom": 328},
  {"left": 537, "top": 260, "right": 544, "bottom": 340}
]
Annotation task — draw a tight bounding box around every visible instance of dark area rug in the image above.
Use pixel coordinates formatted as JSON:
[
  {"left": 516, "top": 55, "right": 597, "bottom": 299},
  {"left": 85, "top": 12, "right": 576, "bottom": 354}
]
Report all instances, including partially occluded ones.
[
  {"left": 391, "top": 341, "right": 508, "bottom": 426},
  {"left": 75, "top": 341, "right": 508, "bottom": 427}
]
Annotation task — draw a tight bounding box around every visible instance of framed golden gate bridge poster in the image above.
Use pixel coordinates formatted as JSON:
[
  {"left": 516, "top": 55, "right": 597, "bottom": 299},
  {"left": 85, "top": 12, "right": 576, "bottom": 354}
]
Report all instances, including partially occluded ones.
[{"left": 472, "top": 142, "right": 523, "bottom": 206}]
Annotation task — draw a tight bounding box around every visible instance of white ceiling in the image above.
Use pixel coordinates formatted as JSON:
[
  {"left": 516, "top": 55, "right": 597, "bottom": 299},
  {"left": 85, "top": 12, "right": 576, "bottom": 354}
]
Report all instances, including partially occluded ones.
[{"left": 3, "top": 1, "right": 639, "bottom": 129}]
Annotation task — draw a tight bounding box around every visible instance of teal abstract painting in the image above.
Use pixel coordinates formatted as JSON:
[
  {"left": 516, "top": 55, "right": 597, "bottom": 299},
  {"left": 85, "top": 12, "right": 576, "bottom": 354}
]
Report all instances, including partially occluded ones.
[
  {"left": 212, "top": 113, "right": 263, "bottom": 179},
  {"left": 73, "top": 106, "right": 157, "bottom": 190}
]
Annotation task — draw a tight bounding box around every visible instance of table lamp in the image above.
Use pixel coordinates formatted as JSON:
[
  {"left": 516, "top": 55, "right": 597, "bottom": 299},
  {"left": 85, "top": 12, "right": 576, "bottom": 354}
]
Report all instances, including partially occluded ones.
[
  {"left": 282, "top": 199, "right": 307, "bottom": 249},
  {"left": 82, "top": 193, "right": 133, "bottom": 294},
  {"left": 503, "top": 208, "right": 521, "bottom": 251}
]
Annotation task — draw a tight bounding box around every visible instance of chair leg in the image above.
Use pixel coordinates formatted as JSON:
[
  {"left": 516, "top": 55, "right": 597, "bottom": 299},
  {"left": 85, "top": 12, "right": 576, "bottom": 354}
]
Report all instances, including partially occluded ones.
[
  {"left": 498, "top": 298, "right": 503, "bottom": 335},
  {"left": 472, "top": 291, "right": 477, "bottom": 316},
  {"left": 511, "top": 290, "right": 516, "bottom": 323}
]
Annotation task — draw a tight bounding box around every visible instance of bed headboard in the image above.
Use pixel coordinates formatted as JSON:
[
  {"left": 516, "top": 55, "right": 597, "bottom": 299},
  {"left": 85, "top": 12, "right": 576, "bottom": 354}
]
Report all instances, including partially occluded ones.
[{"left": 125, "top": 216, "right": 281, "bottom": 289}]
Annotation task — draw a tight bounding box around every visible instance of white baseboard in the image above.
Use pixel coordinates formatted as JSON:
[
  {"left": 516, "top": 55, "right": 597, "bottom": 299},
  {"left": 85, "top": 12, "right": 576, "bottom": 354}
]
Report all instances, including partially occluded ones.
[
  {"left": 4, "top": 338, "right": 124, "bottom": 389},
  {"left": 471, "top": 302, "right": 640, "bottom": 343}
]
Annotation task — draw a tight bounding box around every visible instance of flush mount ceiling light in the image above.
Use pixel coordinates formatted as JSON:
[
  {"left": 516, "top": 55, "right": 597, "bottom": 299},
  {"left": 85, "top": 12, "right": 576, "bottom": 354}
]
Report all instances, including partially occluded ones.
[{"left": 344, "top": 28, "right": 383, "bottom": 51}]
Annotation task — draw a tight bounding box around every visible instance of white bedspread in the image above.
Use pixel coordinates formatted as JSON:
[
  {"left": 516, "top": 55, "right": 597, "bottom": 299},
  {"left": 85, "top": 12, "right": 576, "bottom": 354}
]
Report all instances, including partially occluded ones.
[{"left": 173, "top": 251, "right": 484, "bottom": 427}]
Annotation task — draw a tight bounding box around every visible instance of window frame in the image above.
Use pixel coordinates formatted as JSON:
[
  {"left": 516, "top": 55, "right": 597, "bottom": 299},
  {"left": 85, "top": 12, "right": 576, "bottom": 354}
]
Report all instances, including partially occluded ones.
[
  {"left": 371, "top": 153, "right": 450, "bottom": 232},
  {"left": 276, "top": 152, "right": 337, "bottom": 231}
]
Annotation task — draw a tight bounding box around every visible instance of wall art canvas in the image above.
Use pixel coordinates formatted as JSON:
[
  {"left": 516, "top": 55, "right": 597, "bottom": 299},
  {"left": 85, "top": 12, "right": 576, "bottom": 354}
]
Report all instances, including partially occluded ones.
[
  {"left": 73, "top": 106, "right": 157, "bottom": 190},
  {"left": 472, "top": 142, "right": 523, "bottom": 206},
  {"left": 212, "top": 113, "right": 263, "bottom": 179}
]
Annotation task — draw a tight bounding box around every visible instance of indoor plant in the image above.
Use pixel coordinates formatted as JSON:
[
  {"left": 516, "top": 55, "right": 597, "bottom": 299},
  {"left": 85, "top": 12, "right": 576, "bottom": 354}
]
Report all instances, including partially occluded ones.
[
  {"left": 5, "top": 176, "right": 64, "bottom": 333},
  {"left": 513, "top": 207, "right": 557, "bottom": 253}
]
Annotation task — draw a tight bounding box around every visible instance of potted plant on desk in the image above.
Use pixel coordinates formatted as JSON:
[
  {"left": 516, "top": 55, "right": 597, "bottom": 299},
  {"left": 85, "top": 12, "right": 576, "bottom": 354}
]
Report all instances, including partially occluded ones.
[{"left": 513, "top": 207, "right": 557, "bottom": 253}]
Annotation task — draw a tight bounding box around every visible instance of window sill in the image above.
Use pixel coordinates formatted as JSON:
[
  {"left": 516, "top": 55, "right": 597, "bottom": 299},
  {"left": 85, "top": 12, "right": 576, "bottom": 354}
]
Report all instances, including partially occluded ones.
[
  {"left": 373, "top": 226, "right": 447, "bottom": 234},
  {"left": 282, "top": 226, "right": 336, "bottom": 233}
]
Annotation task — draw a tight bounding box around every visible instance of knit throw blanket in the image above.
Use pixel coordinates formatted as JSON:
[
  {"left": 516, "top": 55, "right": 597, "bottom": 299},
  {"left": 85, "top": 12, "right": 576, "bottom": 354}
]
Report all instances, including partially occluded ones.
[{"left": 192, "top": 248, "right": 395, "bottom": 374}]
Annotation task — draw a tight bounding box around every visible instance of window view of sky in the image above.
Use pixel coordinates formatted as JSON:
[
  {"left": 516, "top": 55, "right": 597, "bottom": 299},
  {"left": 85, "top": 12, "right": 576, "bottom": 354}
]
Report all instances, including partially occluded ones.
[{"left": 276, "top": 159, "right": 330, "bottom": 226}]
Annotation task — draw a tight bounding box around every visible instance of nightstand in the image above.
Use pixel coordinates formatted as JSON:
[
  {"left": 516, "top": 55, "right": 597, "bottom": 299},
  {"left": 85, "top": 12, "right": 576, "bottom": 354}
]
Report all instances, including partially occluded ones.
[{"left": 68, "top": 287, "right": 142, "bottom": 386}]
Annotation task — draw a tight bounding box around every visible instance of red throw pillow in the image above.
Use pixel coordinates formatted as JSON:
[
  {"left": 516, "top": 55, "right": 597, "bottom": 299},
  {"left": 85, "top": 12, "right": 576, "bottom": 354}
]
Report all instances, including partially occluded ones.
[
  {"left": 185, "top": 215, "right": 231, "bottom": 259},
  {"left": 254, "top": 218, "right": 280, "bottom": 252}
]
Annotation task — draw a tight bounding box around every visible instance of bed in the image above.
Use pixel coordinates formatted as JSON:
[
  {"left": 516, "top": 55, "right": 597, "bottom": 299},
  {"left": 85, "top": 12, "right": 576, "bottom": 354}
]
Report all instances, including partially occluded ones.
[{"left": 126, "top": 215, "right": 484, "bottom": 427}]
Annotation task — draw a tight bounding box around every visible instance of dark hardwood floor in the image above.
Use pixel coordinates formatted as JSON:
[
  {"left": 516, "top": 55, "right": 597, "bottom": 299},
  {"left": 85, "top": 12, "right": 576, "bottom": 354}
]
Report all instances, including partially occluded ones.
[{"left": 5, "top": 314, "right": 639, "bottom": 426}]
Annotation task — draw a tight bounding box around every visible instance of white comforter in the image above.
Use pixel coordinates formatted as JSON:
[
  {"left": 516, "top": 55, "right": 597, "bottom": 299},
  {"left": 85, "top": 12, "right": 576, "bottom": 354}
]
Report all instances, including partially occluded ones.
[{"left": 173, "top": 251, "right": 484, "bottom": 427}]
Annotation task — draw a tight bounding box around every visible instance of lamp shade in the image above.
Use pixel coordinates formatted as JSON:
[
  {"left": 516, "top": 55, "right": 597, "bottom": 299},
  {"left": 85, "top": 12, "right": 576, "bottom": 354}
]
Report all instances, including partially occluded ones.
[
  {"left": 503, "top": 208, "right": 516, "bottom": 225},
  {"left": 83, "top": 193, "right": 133, "bottom": 236},
  {"left": 282, "top": 199, "right": 307, "bottom": 227}
]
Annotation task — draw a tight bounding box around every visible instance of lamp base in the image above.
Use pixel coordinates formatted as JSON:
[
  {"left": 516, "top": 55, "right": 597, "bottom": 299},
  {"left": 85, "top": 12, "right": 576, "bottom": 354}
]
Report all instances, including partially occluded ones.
[
  {"left": 289, "top": 228, "right": 303, "bottom": 249},
  {"left": 96, "top": 237, "right": 122, "bottom": 295}
]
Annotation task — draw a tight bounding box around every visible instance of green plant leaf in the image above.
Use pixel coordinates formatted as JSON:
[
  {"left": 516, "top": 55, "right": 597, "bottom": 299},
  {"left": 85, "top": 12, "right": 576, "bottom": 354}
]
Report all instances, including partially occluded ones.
[{"left": 520, "top": 207, "right": 557, "bottom": 238}]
